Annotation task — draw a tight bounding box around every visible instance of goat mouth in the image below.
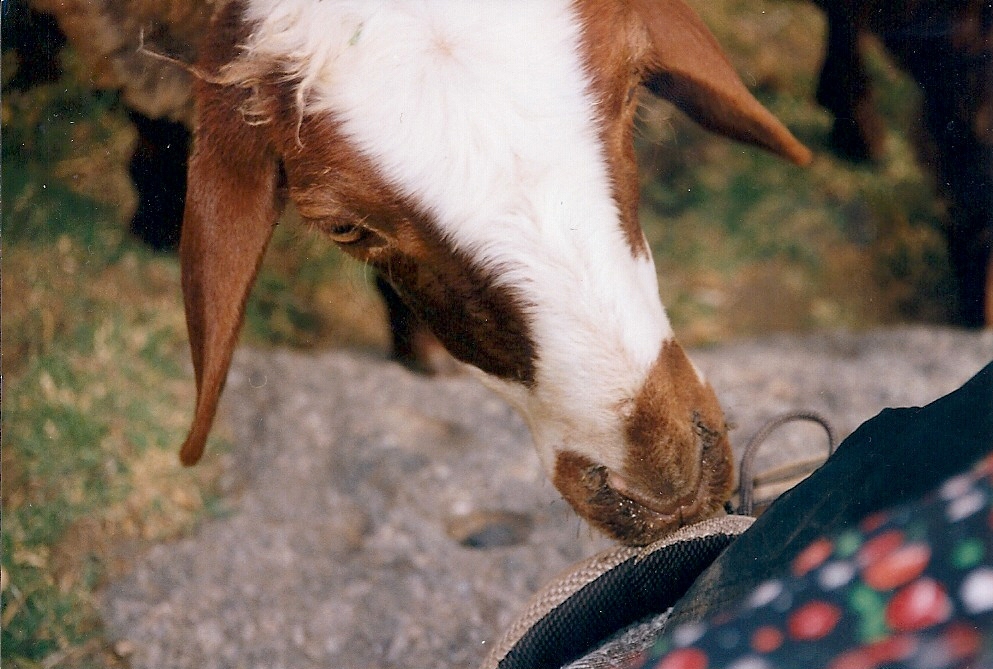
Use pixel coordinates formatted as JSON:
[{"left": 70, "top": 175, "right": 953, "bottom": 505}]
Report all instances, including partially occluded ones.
[
  {"left": 605, "top": 470, "right": 709, "bottom": 525},
  {"left": 554, "top": 449, "right": 730, "bottom": 547}
]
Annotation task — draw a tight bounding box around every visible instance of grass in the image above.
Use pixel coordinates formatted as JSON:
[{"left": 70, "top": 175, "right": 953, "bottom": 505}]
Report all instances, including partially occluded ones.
[
  {"left": 1, "top": 2, "right": 956, "bottom": 666},
  {"left": 2, "top": 210, "right": 223, "bottom": 667}
]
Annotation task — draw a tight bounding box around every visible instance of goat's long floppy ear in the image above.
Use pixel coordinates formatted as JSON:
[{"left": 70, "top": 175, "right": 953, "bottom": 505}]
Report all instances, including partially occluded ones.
[
  {"left": 178, "top": 78, "right": 284, "bottom": 466},
  {"left": 634, "top": 0, "right": 812, "bottom": 166}
]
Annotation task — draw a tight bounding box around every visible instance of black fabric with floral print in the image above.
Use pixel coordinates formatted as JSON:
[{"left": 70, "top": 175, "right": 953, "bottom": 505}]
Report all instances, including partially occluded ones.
[{"left": 626, "top": 361, "right": 993, "bottom": 669}]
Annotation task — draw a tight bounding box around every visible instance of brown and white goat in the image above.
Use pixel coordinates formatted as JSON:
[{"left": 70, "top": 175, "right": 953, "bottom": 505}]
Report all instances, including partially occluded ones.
[
  {"left": 812, "top": 0, "right": 993, "bottom": 327},
  {"left": 179, "top": 0, "right": 810, "bottom": 546}
]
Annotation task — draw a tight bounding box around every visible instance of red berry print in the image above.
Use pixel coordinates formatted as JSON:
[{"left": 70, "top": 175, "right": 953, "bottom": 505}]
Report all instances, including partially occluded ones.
[
  {"left": 751, "top": 625, "right": 784, "bottom": 654},
  {"left": 862, "top": 543, "right": 931, "bottom": 591},
  {"left": 860, "top": 511, "right": 890, "bottom": 534},
  {"left": 942, "top": 623, "right": 981, "bottom": 662},
  {"left": 794, "top": 537, "right": 834, "bottom": 577},
  {"left": 828, "top": 635, "right": 916, "bottom": 669},
  {"left": 857, "top": 530, "right": 904, "bottom": 568},
  {"left": 788, "top": 600, "right": 842, "bottom": 640},
  {"left": 655, "top": 646, "right": 708, "bottom": 669},
  {"left": 885, "top": 578, "right": 952, "bottom": 632},
  {"left": 828, "top": 648, "right": 877, "bottom": 669},
  {"left": 977, "top": 453, "right": 993, "bottom": 476},
  {"left": 865, "top": 634, "right": 917, "bottom": 664}
]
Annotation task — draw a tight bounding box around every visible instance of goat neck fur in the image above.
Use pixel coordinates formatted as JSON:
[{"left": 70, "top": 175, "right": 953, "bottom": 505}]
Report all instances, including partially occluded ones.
[{"left": 179, "top": 0, "right": 810, "bottom": 546}]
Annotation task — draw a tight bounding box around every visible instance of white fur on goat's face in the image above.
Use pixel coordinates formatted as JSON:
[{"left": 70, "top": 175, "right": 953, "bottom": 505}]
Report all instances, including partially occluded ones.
[
  {"left": 240, "top": 0, "right": 670, "bottom": 475},
  {"left": 181, "top": 0, "right": 810, "bottom": 544}
]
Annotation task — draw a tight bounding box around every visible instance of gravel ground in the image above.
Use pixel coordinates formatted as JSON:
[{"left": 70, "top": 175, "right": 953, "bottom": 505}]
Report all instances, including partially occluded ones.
[{"left": 100, "top": 327, "right": 992, "bottom": 669}]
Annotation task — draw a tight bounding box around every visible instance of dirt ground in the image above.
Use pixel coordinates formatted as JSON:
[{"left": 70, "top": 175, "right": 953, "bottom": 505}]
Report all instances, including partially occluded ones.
[{"left": 99, "top": 327, "right": 992, "bottom": 669}]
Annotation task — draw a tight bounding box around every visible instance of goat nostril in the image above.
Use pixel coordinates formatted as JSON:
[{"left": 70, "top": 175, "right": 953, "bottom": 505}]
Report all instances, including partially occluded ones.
[{"left": 445, "top": 510, "right": 532, "bottom": 549}]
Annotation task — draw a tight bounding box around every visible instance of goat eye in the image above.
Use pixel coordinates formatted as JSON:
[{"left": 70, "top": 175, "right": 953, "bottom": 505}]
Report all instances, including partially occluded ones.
[{"left": 327, "top": 223, "right": 367, "bottom": 244}]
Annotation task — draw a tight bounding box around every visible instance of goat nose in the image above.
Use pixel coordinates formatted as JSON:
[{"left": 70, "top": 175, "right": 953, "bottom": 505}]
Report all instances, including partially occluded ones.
[
  {"left": 552, "top": 439, "right": 731, "bottom": 546},
  {"left": 622, "top": 341, "right": 732, "bottom": 497},
  {"left": 548, "top": 340, "right": 734, "bottom": 545}
]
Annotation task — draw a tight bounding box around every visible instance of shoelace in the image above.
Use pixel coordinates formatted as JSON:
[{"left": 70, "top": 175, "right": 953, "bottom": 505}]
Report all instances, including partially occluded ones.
[{"left": 736, "top": 410, "right": 837, "bottom": 516}]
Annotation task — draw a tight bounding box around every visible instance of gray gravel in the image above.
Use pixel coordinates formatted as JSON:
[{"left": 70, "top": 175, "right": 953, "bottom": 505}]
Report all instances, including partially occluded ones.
[{"left": 100, "top": 327, "right": 992, "bottom": 669}]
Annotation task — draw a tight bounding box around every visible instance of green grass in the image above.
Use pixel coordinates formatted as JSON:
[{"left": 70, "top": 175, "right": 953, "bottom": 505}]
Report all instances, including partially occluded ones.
[
  {"left": 1, "top": 217, "right": 222, "bottom": 669},
  {"left": 0, "top": 2, "right": 957, "bottom": 665}
]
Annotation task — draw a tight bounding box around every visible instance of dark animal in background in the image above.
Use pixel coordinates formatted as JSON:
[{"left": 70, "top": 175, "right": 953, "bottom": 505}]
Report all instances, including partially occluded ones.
[
  {"left": 127, "top": 111, "right": 191, "bottom": 250},
  {"left": 5, "top": 6, "right": 65, "bottom": 91},
  {"left": 12, "top": 0, "right": 208, "bottom": 251},
  {"left": 811, "top": 0, "right": 993, "bottom": 327}
]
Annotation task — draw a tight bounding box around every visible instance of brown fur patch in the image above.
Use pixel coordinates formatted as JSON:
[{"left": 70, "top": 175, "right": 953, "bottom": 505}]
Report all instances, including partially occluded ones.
[{"left": 270, "top": 101, "right": 539, "bottom": 385}]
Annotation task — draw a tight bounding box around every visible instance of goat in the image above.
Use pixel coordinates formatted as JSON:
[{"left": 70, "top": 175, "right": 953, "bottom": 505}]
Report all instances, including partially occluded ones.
[
  {"left": 811, "top": 0, "right": 993, "bottom": 327},
  {"left": 176, "top": 0, "right": 811, "bottom": 547}
]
